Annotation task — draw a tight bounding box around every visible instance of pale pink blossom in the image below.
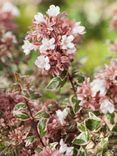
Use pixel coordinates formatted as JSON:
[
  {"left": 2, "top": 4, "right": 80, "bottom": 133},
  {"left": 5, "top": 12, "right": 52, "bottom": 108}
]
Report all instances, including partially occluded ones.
[
  {"left": 47, "top": 5, "right": 60, "bottom": 17},
  {"left": 59, "top": 139, "right": 73, "bottom": 156},
  {"left": 2, "top": 2, "right": 19, "bottom": 16},
  {"left": 24, "top": 5, "right": 85, "bottom": 75},
  {"left": 34, "top": 12, "right": 46, "bottom": 24},
  {"left": 72, "top": 22, "right": 85, "bottom": 35},
  {"left": 2, "top": 31, "right": 17, "bottom": 43},
  {"left": 61, "top": 35, "right": 75, "bottom": 50},
  {"left": 35, "top": 55, "right": 50, "bottom": 70},
  {"left": 22, "top": 40, "right": 38, "bottom": 55},
  {"left": 90, "top": 79, "right": 107, "bottom": 97},
  {"left": 40, "top": 38, "right": 55, "bottom": 53},
  {"left": 56, "top": 108, "right": 69, "bottom": 125},
  {"left": 100, "top": 99, "right": 115, "bottom": 114}
]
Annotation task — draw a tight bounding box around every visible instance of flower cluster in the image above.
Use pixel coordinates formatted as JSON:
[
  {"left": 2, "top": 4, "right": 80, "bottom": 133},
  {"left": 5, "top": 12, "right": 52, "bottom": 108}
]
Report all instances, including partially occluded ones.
[
  {"left": 0, "top": 90, "right": 75, "bottom": 155},
  {"left": 1, "top": 3, "right": 117, "bottom": 156},
  {"left": 77, "top": 59, "right": 117, "bottom": 114},
  {"left": 0, "top": 91, "right": 25, "bottom": 127},
  {"left": 22, "top": 5, "right": 85, "bottom": 75},
  {"left": 0, "top": 2, "right": 19, "bottom": 57},
  {"left": 38, "top": 139, "right": 73, "bottom": 156}
]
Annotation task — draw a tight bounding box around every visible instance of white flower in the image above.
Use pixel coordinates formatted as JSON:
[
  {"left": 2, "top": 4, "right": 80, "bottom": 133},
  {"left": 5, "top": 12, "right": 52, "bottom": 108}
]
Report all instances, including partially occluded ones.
[
  {"left": 90, "top": 79, "right": 107, "bottom": 97},
  {"left": 67, "top": 47, "right": 76, "bottom": 54},
  {"left": 34, "top": 12, "right": 46, "bottom": 24},
  {"left": 47, "top": 5, "right": 60, "bottom": 17},
  {"left": 2, "top": 2, "right": 19, "bottom": 16},
  {"left": 22, "top": 40, "right": 37, "bottom": 55},
  {"left": 59, "top": 139, "right": 73, "bottom": 156},
  {"left": 2, "top": 31, "right": 17, "bottom": 43},
  {"left": 100, "top": 99, "right": 115, "bottom": 114},
  {"left": 56, "top": 108, "right": 69, "bottom": 125},
  {"left": 65, "top": 147, "right": 74, "bottom": 156},
  {"left": 61, "top": 35, "right": 75, "bottom": 50},
  {"left": 40, "top": 38, "right": 55, "bottom": 53},
  {"left": 35, "top": 55, "right": 50, "bottom": 70},
  {"left": 72, "top": 22, "right": 85, "bottom": 35}
]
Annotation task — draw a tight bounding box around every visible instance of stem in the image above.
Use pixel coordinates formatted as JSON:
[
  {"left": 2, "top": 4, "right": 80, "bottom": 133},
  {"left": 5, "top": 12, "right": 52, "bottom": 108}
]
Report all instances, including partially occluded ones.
[
  {"left": 68, "top": 72, "right": 77, "bottom": 96},
  {"left": 24, "top": 98, "right": 45, "bottom": 147}
]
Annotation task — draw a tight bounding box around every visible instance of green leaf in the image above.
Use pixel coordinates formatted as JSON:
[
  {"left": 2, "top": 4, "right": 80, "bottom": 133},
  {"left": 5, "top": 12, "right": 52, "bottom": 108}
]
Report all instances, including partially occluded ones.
[
  {"left": 70, "top": 95, "right": 80, "bottom": 113},
  {"left": 14, "top": 102, "right": 27, "bottom": 111},
  {"left": 34, "top": 111, "right": 49, "bottom": 119},
  {"left": 49, "top": 142, "right": 58, "bottom": 149},
  {"left": 72, "top": 132, "right": 89, "bottom": 145},
  {"left": 77, "top": 123, "right": 87, "bottom": 132},
  {"left": 47, "top": 77, "right": 66, "bottom": 90},
  {"left": 15, "top": 112, "right": 30, "bottom": 120},
  {"left": 89, "top": 112, "right": 100, "bottom": 120},
  {"left": 78, "top": 147, "right": 86, "bottom": 156},
  {"left": 85, "top": 112, "right": 101, "bottom": 131},
  {"left": 97, "top": 138, "right": 108, "bottom": 153},
  {"left": 85, "top": 119, "right": 101, "bottom": 131},
  {"left": 37, "top": 119, "right": 47, "bottom": 137},
  {"left": 25, "top": 136, "right": 35, "bottom": 147},
  {"left": 106, "top": 113, "right": 115, "bottom": 124}
]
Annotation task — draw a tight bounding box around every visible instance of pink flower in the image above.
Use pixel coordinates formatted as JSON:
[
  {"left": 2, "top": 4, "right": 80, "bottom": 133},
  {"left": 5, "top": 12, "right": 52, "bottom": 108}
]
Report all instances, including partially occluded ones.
[
  {"left": 22, "top": 40, "right": 38, "bottom": 55},
  {"left": 56, "top": 108, "right": 69, "bottom": 125},
  {"left": 100, "top": 98, "right": 115, "bottom": 114},
  {"left": 61, "top": 35, "right": 75, "bottom": 50},
  {"left": 72, "top": 22, "right": 85, "bottom": 35},
  {"left": 8, "top": 126, "right": 29, "bottom": 145},
  {"left": 59, "top": 139, "right": 73, "bottom": 156},
  {"left": 2, "top": 2, "right": 19, "bottom": 16},
  {"left": 40, "top": 38, "right": 55, "bottom": 53},
  {"left": 35, "top": 55, "right": 50, "bottom": 70},
  {"left": 2, "top": 31, "right": 17, "bottom": 43},
  {"left": 23, "top": 5, "right": 85, "bottom": 75},
  {"left": 90, "top": 79, "right": 107, "bottom": 97},
  {"left": 34, "top": 12, "right": 46, "bottom": 24},
  {"left": 77, "top": 59, "right": 117, "bottom": 111},
  {"left": 47, "top": 5, "right": 60, "bottom": 17},
  {"left": 36, "top": 147, "right": 64, "bottom": 156}
]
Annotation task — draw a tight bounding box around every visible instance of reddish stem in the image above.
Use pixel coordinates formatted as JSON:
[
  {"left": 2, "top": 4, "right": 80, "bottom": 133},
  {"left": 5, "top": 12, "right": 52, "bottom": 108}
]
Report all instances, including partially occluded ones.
[
  {"left": 68, "top": 72, "right": 77, "bottom": 96},
  {"left": 24, "top": 98, "right": 45, "bottom": 147}
]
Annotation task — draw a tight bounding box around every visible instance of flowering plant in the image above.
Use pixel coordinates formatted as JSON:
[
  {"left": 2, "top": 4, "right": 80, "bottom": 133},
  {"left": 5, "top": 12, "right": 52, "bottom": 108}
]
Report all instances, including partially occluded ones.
[
  {"left": 0, "top": 3, "right": 117, "bottom": 156},
  {"left": 22, "top": 5, "right": 85, "bottom": 76}
]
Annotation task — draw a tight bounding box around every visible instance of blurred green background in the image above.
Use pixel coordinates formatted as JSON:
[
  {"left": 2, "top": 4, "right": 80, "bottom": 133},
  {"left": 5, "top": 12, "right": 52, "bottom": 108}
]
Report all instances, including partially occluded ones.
[{"left": 15, "top": 0, "right": 117, "bottom": 76}]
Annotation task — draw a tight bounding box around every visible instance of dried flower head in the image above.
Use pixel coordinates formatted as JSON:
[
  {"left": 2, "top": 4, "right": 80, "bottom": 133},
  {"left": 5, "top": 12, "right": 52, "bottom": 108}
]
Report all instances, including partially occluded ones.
[{"left": 22, "top": 5, "right": 85, "bottom": 76}]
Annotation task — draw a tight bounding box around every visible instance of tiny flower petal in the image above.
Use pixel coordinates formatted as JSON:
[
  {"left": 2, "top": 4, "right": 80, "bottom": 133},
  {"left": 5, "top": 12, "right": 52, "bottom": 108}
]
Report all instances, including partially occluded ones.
[
  {"left": 61, "top": 35, "right": 75, "bottom": 50},
  {"left": 35, "top": 55, "right": 50, "bottom": 70},
  {"left": 90, "top": 79, "right": 107, "bottom": 97},
  {"left": 72, "top": 22, "right": 85, "bottom": 35},
  {"left": 59, "top": 139, "right": 73, "bottom": 156},
  {"left": 34, "top": 12, "right": 46, "bottom": 24},
  {"left": 2, "top": 31, "right": 17, "bottom": 43},
  {"left": 22, "top": 40, "right": 37, "bottom": 55},
  {"left": 59, "top": 139, "right": 68, "bottom": 153},
  {"left": 47, "top": 5, "right": 60, "bottom": 17},
  {"left": 100, "top": 99, "right": 115, "bottom": 114},
  {"left": 40, "top": 38, "right": 55, "bottom": 53},
  {"left": 56, "top": 108, "right": 69, "bottom": 125},
  {"left": 2, "top": 2, "right": 19, "bottom": 16}
]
